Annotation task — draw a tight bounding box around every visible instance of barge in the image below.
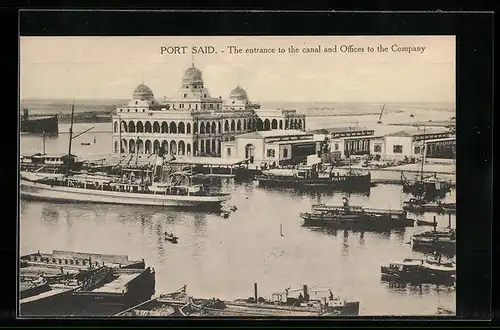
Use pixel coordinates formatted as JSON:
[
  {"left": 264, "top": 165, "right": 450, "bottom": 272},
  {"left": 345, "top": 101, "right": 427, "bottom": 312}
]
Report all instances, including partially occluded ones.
[
  {"left": 299, "top": 197, "right": 416, "bottom": 230},
  {"left": 19, "top": 250, "right": 155, "bottom": 316}
]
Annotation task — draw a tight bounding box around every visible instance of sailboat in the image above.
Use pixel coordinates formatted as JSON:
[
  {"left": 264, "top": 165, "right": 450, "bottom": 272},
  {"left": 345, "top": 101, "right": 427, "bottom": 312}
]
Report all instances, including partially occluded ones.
[
  {"left": 377, "top": 104, "right": 385, "bottom": 124},
  {"left": 20, "top": 103, "right": 230, "bottom": 209}
]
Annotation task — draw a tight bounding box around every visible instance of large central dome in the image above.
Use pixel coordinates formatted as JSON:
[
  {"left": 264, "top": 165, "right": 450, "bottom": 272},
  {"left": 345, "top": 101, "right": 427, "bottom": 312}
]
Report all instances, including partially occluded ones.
[
  {"left": 182, "top": 65, "right": 203, "bottom": 85},
  {"left": 133, "top": 84, "right": 155, "bottom": 100}
]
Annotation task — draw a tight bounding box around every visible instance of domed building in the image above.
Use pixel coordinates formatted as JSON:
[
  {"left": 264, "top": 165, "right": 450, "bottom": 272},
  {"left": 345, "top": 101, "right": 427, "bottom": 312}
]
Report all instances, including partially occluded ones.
[
  {"left": 132, "top": 84, "right": 155, "bottom": 101},
  {"left": 112, "top": 64, "right": 307, "bottom": 162}
]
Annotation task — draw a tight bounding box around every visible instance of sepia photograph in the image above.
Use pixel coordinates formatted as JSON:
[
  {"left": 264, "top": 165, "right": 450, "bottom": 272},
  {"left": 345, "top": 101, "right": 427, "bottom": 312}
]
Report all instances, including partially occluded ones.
[{"left": 19, "top": 35, "right": 456, "bottom": 317}]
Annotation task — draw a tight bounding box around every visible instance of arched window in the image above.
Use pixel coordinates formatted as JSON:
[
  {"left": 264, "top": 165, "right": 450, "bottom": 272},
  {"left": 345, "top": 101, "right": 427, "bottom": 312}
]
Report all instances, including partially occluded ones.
[
  {"left": 169, "top": 122, "right": 177, "bottom": 134},
  {"left": 145, "top": 121, "right": 152, "bottom": 133},
  {"left": 186, "top": 123, "right": 191, "bottom": 134},
  {"left": 153, "top": 121, "right": 160, "bottom": 133},
  {"left": 271, "top": 119, "right": 278, "bottom": 130},
  {"left": 161, "top": 121, "right": 168, "bottom": 133},
  {"left": 178, "top": 122, "right": 185, "bottom": 134},
  {"left": 136, "top": 121, "right": 144, "bottom": 133}
]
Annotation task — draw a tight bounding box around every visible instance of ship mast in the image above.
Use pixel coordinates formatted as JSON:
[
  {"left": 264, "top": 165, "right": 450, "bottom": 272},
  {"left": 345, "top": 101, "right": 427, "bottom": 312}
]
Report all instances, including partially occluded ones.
[
  {"left": 348, "top": 125, "right": 352, "bottom": 174},
  {"left": 420, "top": 125, "right": 426, "bottom": 181},
  {"left": 66, "top": 102, "right": 75, "bottom": 175},
  {"left": 42, "top": 130, "right": 46, "bottom": 155},
  {"left": 118, "top": 114, "right": 122, "bottom": 158}
]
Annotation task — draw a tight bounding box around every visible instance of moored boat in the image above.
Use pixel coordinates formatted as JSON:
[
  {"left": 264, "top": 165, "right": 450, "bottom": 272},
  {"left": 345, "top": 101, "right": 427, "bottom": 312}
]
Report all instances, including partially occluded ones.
[
  {"left": 256, "top": 166, "right": 371, "bottom": 192},
  {"left": 20, "top": 109, "right": 59, "bottom": 135},
  {"left": 381, "top": 257, "right": 455, "bottom": 285},
  {"left": 20, "top": 171, "right": 230, "bottom": 210},
  {"left": 19, "top": 250, "right": 156, "bottom": 316},
  {"left": 402, "top": 198, "right": 456, "bottom": 214},
  {"left": 401, "top": 172, "right": 452, "bottom": 200},
  {"left": 299, "top": 197, "right": 414, "bottom": 230},
  {"left": 116, "top": 284, "right": 360, "bottom": 317}
]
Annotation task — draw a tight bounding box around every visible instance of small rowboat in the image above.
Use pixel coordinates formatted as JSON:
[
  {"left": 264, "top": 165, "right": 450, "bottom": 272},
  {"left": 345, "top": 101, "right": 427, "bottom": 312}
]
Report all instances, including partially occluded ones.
[{"left": 165, "top": 232, "right": 179, "bottom": 244}]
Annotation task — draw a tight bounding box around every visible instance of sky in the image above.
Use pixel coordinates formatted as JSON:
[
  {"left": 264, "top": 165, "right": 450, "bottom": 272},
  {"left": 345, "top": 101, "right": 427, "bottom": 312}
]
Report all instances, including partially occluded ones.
[{"left": 20, "top": 36, "right": 455, "bottom": 103}]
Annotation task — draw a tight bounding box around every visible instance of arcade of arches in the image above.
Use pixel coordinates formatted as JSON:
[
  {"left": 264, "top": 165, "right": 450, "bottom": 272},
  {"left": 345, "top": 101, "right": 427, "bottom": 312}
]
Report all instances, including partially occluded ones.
[{"left": 114, "top": 117, "right": 305, "bottom": 156}]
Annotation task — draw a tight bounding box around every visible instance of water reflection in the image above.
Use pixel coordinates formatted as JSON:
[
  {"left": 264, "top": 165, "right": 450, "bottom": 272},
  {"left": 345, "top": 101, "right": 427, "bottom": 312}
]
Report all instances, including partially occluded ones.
[{"left": 19, "top": 181, "right": 456, "bottom": 316}]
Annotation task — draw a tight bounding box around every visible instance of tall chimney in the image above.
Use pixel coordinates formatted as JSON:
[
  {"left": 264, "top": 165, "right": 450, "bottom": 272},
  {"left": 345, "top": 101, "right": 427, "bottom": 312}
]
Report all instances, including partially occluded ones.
[
  {"left": 448, "top": 213, "right": 452, "bottom": 228},
  {"left": 254, "top": 282, "right": 258, "bottom": 303},
  {"left": 433, "top": 216, "right": 437, "bottom": 232}
]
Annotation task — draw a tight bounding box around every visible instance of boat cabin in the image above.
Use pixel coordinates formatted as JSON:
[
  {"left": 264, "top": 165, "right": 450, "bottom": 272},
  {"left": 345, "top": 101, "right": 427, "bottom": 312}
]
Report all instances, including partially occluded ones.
[
  {"left": 386, "top": 259, "right": 424, "bottom": 272},
  {"left": 21, "top": 153, "right": 81, "bottom": 171}
]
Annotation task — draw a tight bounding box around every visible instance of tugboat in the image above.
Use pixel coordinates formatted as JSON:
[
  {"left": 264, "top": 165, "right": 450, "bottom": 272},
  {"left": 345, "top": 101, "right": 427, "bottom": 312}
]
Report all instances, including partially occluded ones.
[
  {"left": 381, "top": 255, "right": 455, "bottom": 285},
  {"left": 299, "top": 197, "right": 414, "bottom": 230}
]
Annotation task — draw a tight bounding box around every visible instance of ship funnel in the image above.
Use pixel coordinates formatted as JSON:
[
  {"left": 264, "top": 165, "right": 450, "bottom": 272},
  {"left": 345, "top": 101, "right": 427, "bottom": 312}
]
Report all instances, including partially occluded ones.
[
  {"left": 254, "top": 282, "right": 258, "bottom": 303},
  {"left": 303, "top": 285, "right": 309, "bottom": 302}
]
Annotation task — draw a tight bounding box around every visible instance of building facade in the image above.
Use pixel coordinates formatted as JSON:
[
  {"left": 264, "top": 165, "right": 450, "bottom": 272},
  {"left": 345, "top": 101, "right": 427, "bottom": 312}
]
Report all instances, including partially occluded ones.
[
  {"left": 221, "top": 130, "right": 317, "bottom": 166},
  {"left": 310, "top": 127, "right": 375, "bottom": 159},
  {"left": 370, "top": 128, "right": 455, "bottom": 160},
  {"left": 111, "top": 65, "right": 307, "bottom": 159}
]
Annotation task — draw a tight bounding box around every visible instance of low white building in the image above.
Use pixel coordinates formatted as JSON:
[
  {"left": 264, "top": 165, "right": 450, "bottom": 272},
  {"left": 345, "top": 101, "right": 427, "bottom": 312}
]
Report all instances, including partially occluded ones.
[
  {"left": 310, "top": 126, "right": 375, "bottom": 160},
  {"left": 372, "top": 128, "right": 454, "bottom": 160},
  {"left": 221, "top": 129, "right": 317, "bottom": 166}
]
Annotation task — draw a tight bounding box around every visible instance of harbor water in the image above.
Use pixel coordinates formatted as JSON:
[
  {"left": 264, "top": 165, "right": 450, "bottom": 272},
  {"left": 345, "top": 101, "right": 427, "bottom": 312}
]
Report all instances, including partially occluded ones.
[{"left": 19, "top": 122, "right": 456, "bottom": 316}]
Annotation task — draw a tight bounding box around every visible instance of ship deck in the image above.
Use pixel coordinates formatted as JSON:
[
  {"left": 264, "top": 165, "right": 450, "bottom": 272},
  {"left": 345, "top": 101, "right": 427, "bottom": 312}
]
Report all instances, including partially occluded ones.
[
  {"left": 20, "top": 285, "right": 77, "bottom": 304},
  {"left": 203, "top": 304, "right": 318, "bottom": 316},
  {"left": 90, "top": 272, "right": 141, "bottom": 294}
]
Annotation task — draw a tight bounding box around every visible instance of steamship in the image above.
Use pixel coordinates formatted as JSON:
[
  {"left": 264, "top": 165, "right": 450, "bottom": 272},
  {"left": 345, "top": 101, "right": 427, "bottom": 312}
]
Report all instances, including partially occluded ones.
[
  {"left": 20, "top": 109, "right": 59, "bottom": 135},
  {"left": 20, "top": 104, "right": 230, "bottom": 210}
]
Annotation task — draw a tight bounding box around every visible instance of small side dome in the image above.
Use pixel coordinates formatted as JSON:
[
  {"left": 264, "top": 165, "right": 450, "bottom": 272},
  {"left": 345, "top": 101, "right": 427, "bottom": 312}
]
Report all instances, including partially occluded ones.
[
  {"left": 182, "top": 66, "right": 203, "bottom": 85},
  {"left": 229, "top": 85, "right": 248, "bottom": 101},
  {"left": 133, "top": 84, "right": 154, "bottom": 100}
]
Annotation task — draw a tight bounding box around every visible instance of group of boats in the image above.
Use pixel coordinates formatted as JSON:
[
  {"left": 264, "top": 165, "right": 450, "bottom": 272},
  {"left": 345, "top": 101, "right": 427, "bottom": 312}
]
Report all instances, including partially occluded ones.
[
  {"left": 19, "top": 250, "right": 156, "bottom": 316},
  {"left": 117, "top": 284, "right": 360, "bottom": 317},
  {"left": 20, "top": 249, "right": 360, "bottom": 317}
]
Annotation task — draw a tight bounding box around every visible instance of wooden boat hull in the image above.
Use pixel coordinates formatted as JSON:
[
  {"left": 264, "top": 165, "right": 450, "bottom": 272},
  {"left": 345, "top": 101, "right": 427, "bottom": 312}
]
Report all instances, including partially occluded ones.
[
  {"left": 20, "top": 286, "right": 78, "bottom": 316},
  {"left": 299, "top": 212, "right": 413, "bottom": 229},
  {"left": 412, "top": 237, "right": 456, "bottom": 256},
  {"left": 381, "top": 266, "right": 455, "bottom": 285},
  {"left": 20, "top": 179, "right": 230, "bottom": 209},
  {"left": 256, "top": 173, "right": 372, "bottom": 191},
  {"left": 165, "top": 237, "right": 178, "bottom": 244}
]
